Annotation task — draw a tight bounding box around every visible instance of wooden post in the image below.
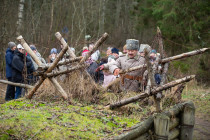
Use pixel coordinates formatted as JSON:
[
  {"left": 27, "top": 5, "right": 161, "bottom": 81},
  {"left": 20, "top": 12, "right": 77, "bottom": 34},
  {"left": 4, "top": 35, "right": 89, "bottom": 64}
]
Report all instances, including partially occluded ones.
[
  {"left": 154, "top": 114, "right": 170, "bottom": 140},
  {"left": 180, "top": 101, "right": 195, "bottom": 140},
  {"left": 17, "top": 34, "right": 68, "bottom": 100},
  {"left": 55, "top": 32, "right": 76, "bottom": 58}
]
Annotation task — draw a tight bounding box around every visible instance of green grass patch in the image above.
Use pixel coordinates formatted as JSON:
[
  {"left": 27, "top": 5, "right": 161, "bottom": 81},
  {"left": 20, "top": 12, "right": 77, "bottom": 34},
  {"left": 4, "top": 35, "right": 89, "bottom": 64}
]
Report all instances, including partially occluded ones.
[{"left": 0, "top": 100, "right": 141, "bottom": 139}]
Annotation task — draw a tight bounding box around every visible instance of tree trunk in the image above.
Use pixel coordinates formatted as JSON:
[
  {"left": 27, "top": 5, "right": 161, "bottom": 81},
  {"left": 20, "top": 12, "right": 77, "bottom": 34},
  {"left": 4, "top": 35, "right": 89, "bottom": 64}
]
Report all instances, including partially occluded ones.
[{"left": 16, "top": 0, "right": 25, "bottom": 36}]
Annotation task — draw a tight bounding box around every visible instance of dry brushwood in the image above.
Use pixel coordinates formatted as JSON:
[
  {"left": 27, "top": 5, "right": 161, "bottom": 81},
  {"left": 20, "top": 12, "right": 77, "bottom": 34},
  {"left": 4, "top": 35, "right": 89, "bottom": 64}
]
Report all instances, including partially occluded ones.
[{"left": 108, "top": 75, "right": 195, "bottom": 110}]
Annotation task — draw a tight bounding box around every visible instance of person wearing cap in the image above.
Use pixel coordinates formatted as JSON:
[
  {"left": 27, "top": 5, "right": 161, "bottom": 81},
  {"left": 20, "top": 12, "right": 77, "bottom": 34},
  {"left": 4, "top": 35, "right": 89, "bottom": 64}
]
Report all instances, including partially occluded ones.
[
  {"left": 139, "top": 44, "right": 151, "bottom": 57},
  {"left": 5, "top": 42, "right": 16, "bottom": 101},
  {"left": 109, "top": 39, "right": 146, "bottom": 92},
  {"left": 12, "top": 44, "right": 34, "bottom": 99},
  {"left": 48, "top": 48, "right": 58, "bottom": 63}
]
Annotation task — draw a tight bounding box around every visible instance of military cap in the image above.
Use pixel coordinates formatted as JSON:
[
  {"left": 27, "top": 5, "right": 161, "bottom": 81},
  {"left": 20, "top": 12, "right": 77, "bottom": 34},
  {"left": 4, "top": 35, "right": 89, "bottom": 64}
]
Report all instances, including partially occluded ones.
[{"left": 126, "top": 39, "right": 139, "bottom": 50}]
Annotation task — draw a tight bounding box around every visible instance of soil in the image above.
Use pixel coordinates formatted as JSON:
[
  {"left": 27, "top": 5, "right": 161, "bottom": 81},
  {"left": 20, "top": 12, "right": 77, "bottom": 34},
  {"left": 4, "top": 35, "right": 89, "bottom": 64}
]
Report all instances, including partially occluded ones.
[{"left": 0, "top": 83, "right": 209, "bottom": 139}]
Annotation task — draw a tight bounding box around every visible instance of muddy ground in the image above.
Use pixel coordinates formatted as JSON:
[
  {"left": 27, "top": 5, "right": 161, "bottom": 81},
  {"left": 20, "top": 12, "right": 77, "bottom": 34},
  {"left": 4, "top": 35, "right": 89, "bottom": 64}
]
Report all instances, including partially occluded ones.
[{"left": 0, "top": 83, "right": 209, "bottom": 139}]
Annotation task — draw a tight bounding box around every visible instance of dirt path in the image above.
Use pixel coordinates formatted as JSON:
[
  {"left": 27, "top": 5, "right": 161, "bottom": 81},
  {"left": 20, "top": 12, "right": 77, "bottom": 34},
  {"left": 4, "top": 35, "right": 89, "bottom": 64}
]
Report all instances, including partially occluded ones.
[{"left": 194, "top": 116, "right": 210, "bottom": 139}]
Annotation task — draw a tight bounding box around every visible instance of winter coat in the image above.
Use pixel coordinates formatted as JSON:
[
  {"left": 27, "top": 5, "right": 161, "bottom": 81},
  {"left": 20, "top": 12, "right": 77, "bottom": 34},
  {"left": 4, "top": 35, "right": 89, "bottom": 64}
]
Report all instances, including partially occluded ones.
[
  {"left": 12, "top": 50, "right": 34, "bottom": 83},
  {"left": 109, "top": 55, "right": 145, "bottom": 92},
  {"left": 5, "top": 48, "right": 14, "bottom": 78},
  {"left": 87, "top": 61, "right": 104, "bottom": 84}
]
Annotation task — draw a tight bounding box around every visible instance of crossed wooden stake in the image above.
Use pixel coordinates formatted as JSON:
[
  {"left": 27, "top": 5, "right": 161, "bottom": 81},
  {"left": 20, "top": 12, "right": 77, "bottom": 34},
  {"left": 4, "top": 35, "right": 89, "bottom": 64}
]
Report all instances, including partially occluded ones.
[{"left": 16, "top": 32, "right": 108, "bottom": 100}]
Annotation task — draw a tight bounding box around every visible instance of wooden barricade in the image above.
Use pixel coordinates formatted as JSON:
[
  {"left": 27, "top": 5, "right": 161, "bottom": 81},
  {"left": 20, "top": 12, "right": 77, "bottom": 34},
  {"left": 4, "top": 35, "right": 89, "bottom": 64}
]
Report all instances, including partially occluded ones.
[{"left": 112, "top": 101, "right": 195, "bottom": 140}]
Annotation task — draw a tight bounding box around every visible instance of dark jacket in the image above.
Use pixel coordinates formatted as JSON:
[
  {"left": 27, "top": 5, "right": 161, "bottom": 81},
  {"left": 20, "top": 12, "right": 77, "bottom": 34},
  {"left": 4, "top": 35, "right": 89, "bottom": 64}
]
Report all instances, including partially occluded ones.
[
  {"left": 5, "top": 48, "right": 14, "bottom": 78},
  {"left": 87, "top": 62, "right": 104, "bottom": 84},
  {"left": 12, "top": 50, "right": 34, "bottom": 83}
]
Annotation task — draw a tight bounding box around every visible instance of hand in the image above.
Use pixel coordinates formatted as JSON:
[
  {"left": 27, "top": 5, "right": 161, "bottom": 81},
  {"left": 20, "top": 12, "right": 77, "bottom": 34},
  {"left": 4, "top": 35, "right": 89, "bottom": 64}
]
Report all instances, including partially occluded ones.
[
  {"left": 114, "top": 68, "right": 120, "bottom": 76},
  {"left": 99, "top": 65, "right": 104, "bottom": 70}
]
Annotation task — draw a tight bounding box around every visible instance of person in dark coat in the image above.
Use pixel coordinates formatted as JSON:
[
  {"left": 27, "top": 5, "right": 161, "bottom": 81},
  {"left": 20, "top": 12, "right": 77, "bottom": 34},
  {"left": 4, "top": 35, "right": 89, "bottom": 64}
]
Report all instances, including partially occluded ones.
[
  {"left": 5, "top": 42, "right": 16, "bottom": 101},
  {"left": 12, "top": 44, "right": 34, "bottom": 99}
]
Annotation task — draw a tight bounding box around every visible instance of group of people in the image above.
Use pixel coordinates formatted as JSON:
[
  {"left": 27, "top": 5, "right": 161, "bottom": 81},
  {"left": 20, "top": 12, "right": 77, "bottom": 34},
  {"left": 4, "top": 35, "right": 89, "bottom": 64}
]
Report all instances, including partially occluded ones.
[
  {"left": 4, "top": 38, "right": 161, "bottom": 101},
  {"left": 82, "top": 39, "right": 161, "bottom": 93},
  {"left": 5, "top": 42, "right": 35, "bottom": 101}
]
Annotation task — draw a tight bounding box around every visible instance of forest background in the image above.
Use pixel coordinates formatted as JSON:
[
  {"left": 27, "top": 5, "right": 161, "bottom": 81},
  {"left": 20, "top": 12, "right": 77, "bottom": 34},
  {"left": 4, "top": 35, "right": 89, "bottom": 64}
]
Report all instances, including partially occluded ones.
[{"left": 0, "top": 0, "right": 209, "bottom": 84}]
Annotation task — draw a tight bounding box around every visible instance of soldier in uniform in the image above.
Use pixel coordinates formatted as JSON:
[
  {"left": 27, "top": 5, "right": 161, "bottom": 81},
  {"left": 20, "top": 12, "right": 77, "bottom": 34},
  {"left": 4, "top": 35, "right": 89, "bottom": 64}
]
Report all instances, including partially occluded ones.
[{"left": 109, "top": 39, "right": 146, "bottom": 92}]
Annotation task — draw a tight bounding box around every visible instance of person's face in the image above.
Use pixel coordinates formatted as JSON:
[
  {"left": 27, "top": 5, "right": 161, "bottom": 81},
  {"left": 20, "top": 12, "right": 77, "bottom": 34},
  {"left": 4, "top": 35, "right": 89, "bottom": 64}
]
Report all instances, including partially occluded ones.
[
  {"left": 112, "top": 53, "right": 119, "bottom": 59},
  {"left": 150, "top": 53, "right": 156, "bottom": 59},
  {"left": 18, "top": 48, "right": 25, "bottom": 54},
  {"left": 33, "top": 50, "right": 37, "bottom": 53},
  {"left": 106, "top": 49, "right": 111, "bottom": 56},
  {"left": 140, "top": 52, "right": 145, "bottom": 57},
  {"left": 89, "top": 45, "right": 94, "bottom": 51},
  {"left": 123, "top": 48, "right": 127, "bottom": 54},
  {"left": 127, "top": 50, "right": 138, "bottom": 59},
  {"left": 11, "top": 46, "right": 17, "bottom": 51}
]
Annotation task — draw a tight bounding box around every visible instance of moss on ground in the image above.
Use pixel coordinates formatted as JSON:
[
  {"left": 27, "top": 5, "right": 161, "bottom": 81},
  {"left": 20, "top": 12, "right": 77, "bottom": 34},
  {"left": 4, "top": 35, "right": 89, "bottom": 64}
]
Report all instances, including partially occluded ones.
[{"left": 0, "top": 99, "right": 145, "bottom": 139}]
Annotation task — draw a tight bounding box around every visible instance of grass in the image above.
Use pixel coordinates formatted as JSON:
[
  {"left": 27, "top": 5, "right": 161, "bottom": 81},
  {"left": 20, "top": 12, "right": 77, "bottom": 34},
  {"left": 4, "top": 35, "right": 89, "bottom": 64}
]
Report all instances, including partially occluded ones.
[
  {"left": 0, "top": 81, "right": 209, "bottom": 139},
  {"left": 0, "top": 99, "right": 144, "bottom": 139},
  {"left": 181, "top": 81, "right": 210, "bottom": 120}
]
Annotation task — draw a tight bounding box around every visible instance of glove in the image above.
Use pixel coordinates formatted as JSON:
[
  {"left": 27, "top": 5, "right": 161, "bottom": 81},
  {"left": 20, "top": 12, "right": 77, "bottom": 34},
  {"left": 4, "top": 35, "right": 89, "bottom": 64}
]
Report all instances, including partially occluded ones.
[{"left": 114, "top": 68, "right": 120, "bottom": 76}]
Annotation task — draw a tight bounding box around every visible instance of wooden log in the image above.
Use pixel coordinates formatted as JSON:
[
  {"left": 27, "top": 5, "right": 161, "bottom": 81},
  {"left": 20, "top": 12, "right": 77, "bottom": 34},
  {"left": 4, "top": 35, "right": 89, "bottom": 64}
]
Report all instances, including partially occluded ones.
[
  {"left": 180, "top": 101, "right": 195, "bottom": 140},
  {"left": 169, "top": 118, "right": 179, "bottom": 130},
  {"left": 27, "top": 77, "right": 45, "bottom": 99},
  {"left": 154, "top": 114, "right": 169, "bottom": 140},
  {"left": 161, "top": 48, "right": 209, "bottom": 63},
  {"left": 45, "top": 33, "right": 70, "bottom": 73},
  {"left": 113, "top": 116, "right": 154, "bottom": 140},
  {"left": 118, "top": 48, "right": 209, "bottom": 74},
  {"left": 55, "top": 32, "right": 76, "bottom": 58},
  {"left": 80, "top": 32, "right": 108, "bottom": 63},
  {"left": 169, "top": 128, "right": 179, "bottom": 140},
  {"left": 109, "top": 75, "right": 195, "bottom": 109},
  {"left": 49, "top": 77, "right": 68, "bottom": 100},
  {"left": 37, "top": 56, "right": 82, "bottom": 70},
  {"left": 45, "top": 64, "right": 88, "bottom": 77},
  {"left": 0, "top": 80, "right": 33, "bottom": 89},
  {"left": 113, "top": 101, "right": 192, "bottom": 140},
  {"left": 134, "top": 132, "right": 151, "bottom": 140}
]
